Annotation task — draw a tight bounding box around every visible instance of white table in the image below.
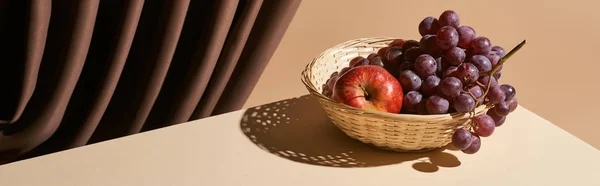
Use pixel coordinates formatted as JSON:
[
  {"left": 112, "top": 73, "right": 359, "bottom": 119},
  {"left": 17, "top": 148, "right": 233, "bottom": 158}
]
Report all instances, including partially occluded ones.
[{"left": 1, "top": 95, "right": 599, "bottom": 186}]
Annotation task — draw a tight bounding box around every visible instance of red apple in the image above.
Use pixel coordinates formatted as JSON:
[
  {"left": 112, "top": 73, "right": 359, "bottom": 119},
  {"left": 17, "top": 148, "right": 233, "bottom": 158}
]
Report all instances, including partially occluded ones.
[{"left": 332, "top": 65, "right": 404, "bottom": 113}]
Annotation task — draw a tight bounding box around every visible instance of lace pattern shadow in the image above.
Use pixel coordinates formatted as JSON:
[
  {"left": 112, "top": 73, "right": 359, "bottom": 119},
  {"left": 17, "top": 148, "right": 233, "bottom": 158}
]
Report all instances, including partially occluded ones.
[{"left": 240, "top": 95, "right": 461, "bottom": 172}]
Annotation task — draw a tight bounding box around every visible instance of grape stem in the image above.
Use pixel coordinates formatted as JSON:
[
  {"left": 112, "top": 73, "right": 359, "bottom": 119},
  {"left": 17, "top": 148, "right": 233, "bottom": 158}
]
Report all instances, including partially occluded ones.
[
  {"left": 475, "top": 81, "right": 486, "bottom": 88},
  {"left": 468, "top": 39, "right": 526, "bottom": 128},
  {"left": 479, "top": 40, "right": 526, "bottom": 103},
  {"left": 466, "top": 91, "right": 478, "bottom": 118}
]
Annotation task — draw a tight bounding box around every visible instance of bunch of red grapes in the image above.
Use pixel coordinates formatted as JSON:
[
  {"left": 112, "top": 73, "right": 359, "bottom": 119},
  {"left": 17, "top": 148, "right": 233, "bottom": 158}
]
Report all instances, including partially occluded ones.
[{"left": 321, "top": 10, "right": 523, "bottom": 154}]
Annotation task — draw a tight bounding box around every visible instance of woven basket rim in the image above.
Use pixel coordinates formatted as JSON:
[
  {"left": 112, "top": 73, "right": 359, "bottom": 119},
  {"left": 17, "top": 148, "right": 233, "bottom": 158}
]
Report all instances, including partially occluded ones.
[{"left": 300, "top": 36, "right": 489, "bottom": 120}]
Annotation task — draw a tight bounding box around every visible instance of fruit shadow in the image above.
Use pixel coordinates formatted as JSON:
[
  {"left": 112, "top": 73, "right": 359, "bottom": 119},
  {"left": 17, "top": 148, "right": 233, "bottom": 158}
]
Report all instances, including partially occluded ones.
[{"left": 239, "top": 95, "right": 461, "bottom": 172}]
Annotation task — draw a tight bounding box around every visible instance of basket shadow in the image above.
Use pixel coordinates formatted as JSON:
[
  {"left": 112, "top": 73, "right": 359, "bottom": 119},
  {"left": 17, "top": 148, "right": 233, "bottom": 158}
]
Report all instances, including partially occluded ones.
[{"left": 240, "top": 95, "right": 461, "bottom": 172}]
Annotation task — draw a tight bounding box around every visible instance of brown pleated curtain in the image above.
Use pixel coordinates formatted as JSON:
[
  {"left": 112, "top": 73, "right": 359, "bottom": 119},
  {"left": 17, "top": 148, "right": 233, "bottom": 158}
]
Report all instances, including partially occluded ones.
[{"left": 0, "top": 0, "right": 301, "bottom": 164}]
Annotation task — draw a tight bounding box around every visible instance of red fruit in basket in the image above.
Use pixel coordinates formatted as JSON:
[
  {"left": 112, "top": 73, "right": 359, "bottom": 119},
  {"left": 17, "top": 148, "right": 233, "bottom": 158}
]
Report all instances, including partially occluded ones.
[
  {"left": 322, "top": 84, "right": 332, "bottom": 97},
  {"left": 472, "top": 37, "right": 492, "bottom": 55},
  {"left": 421, "top": 75, "right": 440, "bottom": 96},
  {"left": 419, "top": 16, "right": 441, "bottom": 36},
  {"left": 326, "top": 75, "right": 340, "bottom": 91},
  {"left": 442, "top": 66, "right": 458, "bottom": 78},
  {"left": 417, "top": 101, "right": 429, "bottom": 115},
  {"left": 487, "top": 109, "right": 506, "bottom": 127},
  {"left": 332, "top": 65, "right": 404, "bottom": 113},
  {"left": 367, "top": 53, "right": 379, "bottom": 61},
  {"left": 402, "top": 40, "right": 420, "bottom": 52},
  {"left": 462, "top": 134, "right": 481, "bottom": 154},
  {"left": 378, "top": 47, "right": 390, "bottom": 60},
  {"left": 473, "top": 114, "right": 495, "bottom": 137},
  {"left": 452, "top": 128, "right": 473, "bottom": 150},
  {"left": 425, "top": 95, "right": 449, "bottom": 114},
  {"left": 457, "top": 26, "right": 476, "bottom": 48},
  {"left": 350, "top": 56, "right": 369, "bottom": 67},
  {"left": 340, "top": 67, "right": 350, "bottom": 75},
  {"left": 403, "top": 91, "right": 423, "bottom": 114},
  {"left": 492, "top": 100, "right": 510, "bottom": 116},
  {"left": 439, "top": 10, "right": 460, "bottom": 28},
  {"left": 436, "top": 26, "right": 459, "bottom": 50},
  {"left": 507, "top": 96, "right": 518, "bottom": 112},
  {"left": 388, "top": 39, "right": 406, "bottom": 48},
  {"left": 398, "top": 62, "right": 413, "bottom": 73},
  {"left": 399, "top": 70, "right": 422, "bottom": 92},
  {"left": 369, "top": 56, "right": 384, "bottom": 67},
  {"left": 384, "top": 47, "right": 404, "bottom": 66}
]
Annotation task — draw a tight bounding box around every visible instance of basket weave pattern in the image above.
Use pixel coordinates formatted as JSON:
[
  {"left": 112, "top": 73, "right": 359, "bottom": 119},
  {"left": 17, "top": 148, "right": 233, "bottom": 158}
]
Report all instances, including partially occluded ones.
[{"left": 301, "top": 37, "right": 489, "bottom": 152}]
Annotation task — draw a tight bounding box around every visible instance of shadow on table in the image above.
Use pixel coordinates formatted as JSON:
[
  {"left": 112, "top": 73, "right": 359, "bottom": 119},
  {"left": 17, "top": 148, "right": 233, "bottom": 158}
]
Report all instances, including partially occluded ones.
[{"left": 239, "top": 95, "right": 462, "bottom": 172}]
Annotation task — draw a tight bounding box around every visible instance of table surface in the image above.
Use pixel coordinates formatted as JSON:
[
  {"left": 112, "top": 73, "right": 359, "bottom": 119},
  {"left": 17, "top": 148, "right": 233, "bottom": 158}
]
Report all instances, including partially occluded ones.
[{"left": 1, "top": 95, "right": 599, "bottom": 186}]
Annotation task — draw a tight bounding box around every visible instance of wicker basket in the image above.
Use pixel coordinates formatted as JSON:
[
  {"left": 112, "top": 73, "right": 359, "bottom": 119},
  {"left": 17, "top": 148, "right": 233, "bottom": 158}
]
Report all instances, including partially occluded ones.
[{"left": 301, "top": 37, "right": 490, "bottom": 152}]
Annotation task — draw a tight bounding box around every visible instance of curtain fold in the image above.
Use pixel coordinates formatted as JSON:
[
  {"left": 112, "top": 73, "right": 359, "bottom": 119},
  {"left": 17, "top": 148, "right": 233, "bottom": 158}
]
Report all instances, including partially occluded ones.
[
  {"left": 0, "top": 0, "right": 301, "bottom": 164},
  {"left": 142, "top": 0, "right": 240, "bottom": 131},
  {"left": 192, "top": 0, "right": 264, "bottom": 119},
  {"left": 211, "top": 0, "right": 301, "bottom": 116}
]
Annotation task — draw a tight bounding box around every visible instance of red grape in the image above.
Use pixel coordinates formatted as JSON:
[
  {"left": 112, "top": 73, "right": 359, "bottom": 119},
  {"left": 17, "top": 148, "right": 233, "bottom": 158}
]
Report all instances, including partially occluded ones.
[
  {"left": 404, "top": 47, "right": 424, "bottom": 62},
  {"left": 457, "top": 26, "right": 476, "bottom": 48},
  {"left": 468, "top": 86, "right": 483, "bottom": 99},
  {"left": 384, "top": 47, "right": 403, "bottom": 66},
  {"left": 349, "top": 56, "right": 367, "bottom": 67},
  {"left": 367, "top": 53, "right": 378, "bottom": 61},
  {"left": 462, "top": 134, "right": 481, "bottom": 154},
  {"left": 436, "top": 26, "right": 459, "bottom": 50},
  {"left": 439, "top": 10, "right": 460, "bottom": 28},
  {"left": 470, "top": 55, "right": 492, "bottom": 73},
  {"left": 452, "top": 128, "right": 473, "bottom": 150},
  {"left": 493, "top": 101, "right": 510, "bottom": 116},
  {"left": 442, "top": 47, "right": 466, "bottom": 66},
  {"left": 414, "top": 54, "right": 437, "bottom": 78},
  {"left": 385, "top": 66, "right": 400, "bottom": 79},
  {"left": 369, "top": 56, "right": 384, "bottom": 67},
  {"left": 500, "top": 84, "right": 516, "bottom": 101},
  {"left": 472, "top": 37, "right": 492, "bottom": 54},
  {"left": 435, "top": 57, "right": 443, "bottom": 75},
  {"left": 399, "top": 70, "right": 422, "bottom": 92},
  {"left": 438, "top": 77, "right": 463, "bottom": 99},
  {"left": 494, "top": 69, "right": 502, "bottom": 80},
  {"left": 420, "top": 35, "right": 443, "bottom": 56},
  {"left": 417, "top": 101, "right": 429, "bottom": 115},
  {"left": 352, "top": 59, "right": 370, "bottom": 67},
  {"left": 474, "top": 114, "right": 495, "bottom": 137},
  {"left": 340, "top": 67, "right": 350, "bottom": 75},
  {"left": 507, "top": 96, "right": 518, "bottom": 113},
  {"left": 322, "top": 84, "right": 332, "bottom": 97},
  {"left": 487, "top": 85, "right": 506, "bottom": 104},
  {"left": 478, "top": 75, "right": 498, "bottom": 87},
  {"left": 454, "top": 93, "right": 476, "bottom": 113},
  {"left": 398, "top": 62, "right": 413, "bottom": 73},
  {"left": 377, "top": 47, "right": 390, "bottom": 60},
  {"left": 426, "top": 95, "right": 450, "bottom": 114},
  {"left": 487, "top": 109, "right": 506, "bottom": 127},
  {"left": 326, "top": 75, "right": 340, "bottom": 91},
  {"left": 465, "top": 47, "right": 475, "bottom": 60},
  {"left": 495, "top": 116, "right": 506, "bottom": 127},
  {"left": 456, "top": 62, "right": 479, "bottom": 84},
  {"left": 403, "top": 91, "right": 423, "bottom": 113},
  {"left": 492, "top": 46, "right": 506, "bottom": 57},
  {"left": 388, "top": 39, "right": 406, "bottom": 48},
  {"left": 421, "top": 75, "right": 441, "bottom": 96},
  {"left": 442, "top": 66, "right": 458, "bottom": 78},
  {"left": 402, "top": 40, "right": 420, "bottom": 52},
  {"left": 419, "top": 16, "right": 441, "bottom": 36},
  {"left": 484, "top": 52, "right": 501, "bottom": 67}
]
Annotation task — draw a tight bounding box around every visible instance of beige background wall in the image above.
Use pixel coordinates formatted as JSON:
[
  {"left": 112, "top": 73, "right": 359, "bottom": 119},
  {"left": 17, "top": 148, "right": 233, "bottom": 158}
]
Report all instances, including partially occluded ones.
[{"left": 245, "top": 0, "right": 600, "bottom": 149}]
